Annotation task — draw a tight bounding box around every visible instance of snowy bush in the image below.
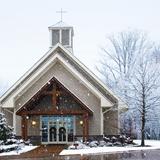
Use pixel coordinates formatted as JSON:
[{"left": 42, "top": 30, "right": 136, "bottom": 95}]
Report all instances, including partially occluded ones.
[
  {"left": 0, "top": 112, "right": 33, "bottom": 154},
  {"left": 68, "top": 141, "right": 89, "bottom": 149},
  {"left": 68, "top": 135, "right": 134, "bottom": 150},
  {"left": 103, "top": 137, "right": 110, "bottom": 143},
  {"left": 0, "top": 113, "right": 14, "bottom": 142},
  {"left": 88, "top": 141, "right": 99, "bottom": 147},
  {"left": 99, "top": 140, "right": 107, "bottom": 147},
  {"left": 111, "top": 136, "right": 117, "bottom": 143}
]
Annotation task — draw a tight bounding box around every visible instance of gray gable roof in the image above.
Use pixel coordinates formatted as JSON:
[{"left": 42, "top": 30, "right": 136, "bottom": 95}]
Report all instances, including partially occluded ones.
[
  {"left": 0, "top": 44, "right": 118, "bottom": 105},
  {"left": 57, "top": 49, "right": 118, "bottom": 104}
]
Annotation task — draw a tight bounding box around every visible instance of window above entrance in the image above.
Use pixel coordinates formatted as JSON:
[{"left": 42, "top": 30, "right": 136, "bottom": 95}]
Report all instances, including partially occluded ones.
[{"left": 16, "top": 77, "right": 93, "bottom": 116}]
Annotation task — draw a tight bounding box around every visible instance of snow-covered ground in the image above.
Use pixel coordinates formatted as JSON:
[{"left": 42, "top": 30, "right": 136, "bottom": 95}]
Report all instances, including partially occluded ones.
[
  {"left": 0, "top": 144, "right": 37, "bottom": 156},
  {"left": 60, "top": 140, "right": 160, "bottom": 156}
]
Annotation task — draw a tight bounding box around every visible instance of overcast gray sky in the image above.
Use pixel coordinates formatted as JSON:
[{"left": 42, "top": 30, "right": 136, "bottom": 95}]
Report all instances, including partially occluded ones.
[{"left": 0, "top": 0, "right": 160, "bottom": 94}]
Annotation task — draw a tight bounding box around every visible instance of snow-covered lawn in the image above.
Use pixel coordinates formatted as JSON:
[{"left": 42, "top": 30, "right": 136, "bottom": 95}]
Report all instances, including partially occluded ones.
[
  {"left": 0, "top": 144, "right": 37, "bottom": 156},
  {"left": 60, "top": 140, "right": 160, "bottom": 156}
]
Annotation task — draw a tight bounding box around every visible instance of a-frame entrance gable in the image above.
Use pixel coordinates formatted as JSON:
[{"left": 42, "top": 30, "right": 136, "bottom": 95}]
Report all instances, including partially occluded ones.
[{"left": 16, "top": 77, "right": 93, "bottom": 116}]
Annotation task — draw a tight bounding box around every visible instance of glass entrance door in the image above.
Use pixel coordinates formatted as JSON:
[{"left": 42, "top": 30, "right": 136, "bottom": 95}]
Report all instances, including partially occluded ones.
[
  {"left": 48, "top": 119, "right": 67, "bottom": 143},
  {"left": 49, "top": 121, "right": 57, "bottom": 142},
  {"left": 41, "top": 116, "right": 74, "bottom": 143},
  {"left": 58, "top": 126, "right": 67, "bottom": 142}
]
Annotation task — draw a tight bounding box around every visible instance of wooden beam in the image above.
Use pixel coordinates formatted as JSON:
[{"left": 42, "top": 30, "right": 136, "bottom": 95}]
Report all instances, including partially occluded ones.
[
  {"left": 83, "top": 113, "right": 89, "bottom": 142},
  {"left": 16, "top": 77, "right": 93, "bottom": 115},
  {"left": 17, "top": 109, "right": 87, "bottom": 116},
  {"left": 52, "top": 86, "right": 56, "bottom": 108},
  {"left": 21, "top": 116, "right": 28, "bottom": 140}
]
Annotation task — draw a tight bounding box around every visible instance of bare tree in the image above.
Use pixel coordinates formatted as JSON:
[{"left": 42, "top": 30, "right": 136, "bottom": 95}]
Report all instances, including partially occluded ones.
[
  {"left": 96, "top": 30, "right": 151, "bottom": 99},
  {"left": 152, "top": 45, "right": 160, "bottom": 63},
  {"left": 96, "top": 30, "right": 152, "bottom": 135},
  {"left": 97, "top": 30, "right": 160, "bottom": 145},
  {"left": 120, "top": 112, "right": 136, "bottom": 137},
  {"left": 129, "top": 56, "right": 160, "bottom": 146}
]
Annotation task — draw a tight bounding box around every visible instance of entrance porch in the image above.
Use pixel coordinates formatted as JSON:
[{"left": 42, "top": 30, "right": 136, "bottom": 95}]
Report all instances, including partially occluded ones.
[
  {"left": 20, "top": 113, "right": 90, "bottom": 144},
  {"left": 16, "top": 77, "right": 92, "bottom": 144}
]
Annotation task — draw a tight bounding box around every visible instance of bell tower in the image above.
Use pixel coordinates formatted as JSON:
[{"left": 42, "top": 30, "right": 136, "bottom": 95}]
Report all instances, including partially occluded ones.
[{"left": 48, "top": 20, "right": 74, "bottom": 53}]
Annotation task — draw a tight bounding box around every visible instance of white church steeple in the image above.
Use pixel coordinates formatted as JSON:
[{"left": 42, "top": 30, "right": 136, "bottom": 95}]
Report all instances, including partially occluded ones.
[{"left": 48, "top": 21, "right": 74, "bottom": 53}]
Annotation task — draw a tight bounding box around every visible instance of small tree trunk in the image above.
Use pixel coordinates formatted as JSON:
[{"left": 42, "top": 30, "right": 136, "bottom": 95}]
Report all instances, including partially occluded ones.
[
  {"left": 141, "top": 118, "right": 145, "bottom": 146},
  {"left": 141, "top": 90, "right": 146, "bottom": 146}
]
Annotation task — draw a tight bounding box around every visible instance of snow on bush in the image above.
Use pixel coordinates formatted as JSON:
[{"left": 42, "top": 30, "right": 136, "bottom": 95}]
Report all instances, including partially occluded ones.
[
  {"left": 68, "top": 136, "right": 134, "bottom": 150},
  {"left": 68, "top": 141, "right": 90, "bottom": 149},
  {"left": 0, "top": 112, "right": 32, "bottom": 154},
  {"left": 0, "top": 112, "right": 14, "bottom": 143}
]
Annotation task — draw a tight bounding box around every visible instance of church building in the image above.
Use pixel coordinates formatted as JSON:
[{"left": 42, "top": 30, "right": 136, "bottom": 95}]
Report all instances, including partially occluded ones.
[{"left": 0, "top": 20, "right": 127, "bottom": 144}]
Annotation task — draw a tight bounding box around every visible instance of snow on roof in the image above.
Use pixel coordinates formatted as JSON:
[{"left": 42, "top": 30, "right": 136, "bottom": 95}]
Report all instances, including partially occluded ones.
[
  {"left": 0, "top": 43, "right": 127, "bottom": 110},
  {"left": 48, "top": 21, "right": 73, "bottom": 29}
]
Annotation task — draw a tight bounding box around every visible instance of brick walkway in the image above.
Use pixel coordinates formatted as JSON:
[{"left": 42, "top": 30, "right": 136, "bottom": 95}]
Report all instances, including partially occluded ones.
[{"left": 0, "top": 144, "right": 66, "bottom": 160}]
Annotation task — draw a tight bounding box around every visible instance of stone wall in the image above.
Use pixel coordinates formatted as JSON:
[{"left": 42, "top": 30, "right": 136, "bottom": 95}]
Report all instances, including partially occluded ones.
[
  {"left": 103, "top": 109, "right": 119, "bottom": 135},
  {"left": 16, "top": 115, "right": 21, "bottom": 136}
]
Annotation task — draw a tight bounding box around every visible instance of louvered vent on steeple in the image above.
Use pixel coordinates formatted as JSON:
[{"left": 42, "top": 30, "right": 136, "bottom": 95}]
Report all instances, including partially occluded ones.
[{"left": 48, "top": 21, "right": 74, "bottom": 53}]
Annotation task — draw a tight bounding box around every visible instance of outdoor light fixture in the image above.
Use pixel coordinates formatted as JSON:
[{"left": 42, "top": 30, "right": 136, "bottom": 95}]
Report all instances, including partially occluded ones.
[
  {"left": 31, "top": 120, "right": 36, "bottom": 126},
  {"left": 80, "top": 120, "right": 83, "bottom": 126},
  {"left": 26, "top": 116, "right": 29, "bottom": 120}
]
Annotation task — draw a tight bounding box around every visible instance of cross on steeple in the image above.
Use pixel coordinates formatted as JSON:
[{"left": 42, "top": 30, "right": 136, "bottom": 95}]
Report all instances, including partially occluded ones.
[{"left": 56, "top": 8, "right": 67, "bottom": 22}]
